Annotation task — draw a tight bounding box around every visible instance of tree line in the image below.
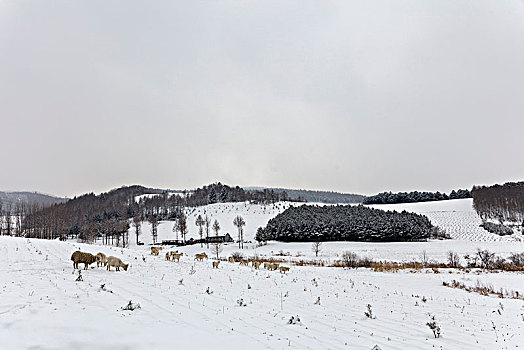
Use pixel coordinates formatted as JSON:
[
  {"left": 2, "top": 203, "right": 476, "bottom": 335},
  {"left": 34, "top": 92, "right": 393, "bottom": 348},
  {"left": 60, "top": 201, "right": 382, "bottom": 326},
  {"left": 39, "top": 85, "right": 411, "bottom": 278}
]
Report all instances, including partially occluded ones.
[
  {"left": 14, "top": 183, "right": 289, "bottom": 246},
  {"left": 255, "top": 204, "right": 435, "bottom": 242},
  {"left": 472, "top": 182, "right": 524, "bottom": 224},
  {"left": 363, "top": 189, "right": 471, "bottom": 205}
]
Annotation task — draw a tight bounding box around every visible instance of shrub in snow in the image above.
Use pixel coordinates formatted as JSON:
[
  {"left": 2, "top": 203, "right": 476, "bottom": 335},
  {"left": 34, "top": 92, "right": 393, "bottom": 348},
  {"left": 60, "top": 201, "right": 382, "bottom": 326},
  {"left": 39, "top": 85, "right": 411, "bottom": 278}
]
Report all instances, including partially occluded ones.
[
  {"left": 75, "top": 270, "right": 83, "bottom": 282},
  {"left": 476, "top": 249, "right": 496, "bottom": 269},
  {"left": 480, "top": 221, "right": 513, "bottom": 236},
  {"left": 426, "top": 316, "right": 441, "bottom": 338},
  {"left": 342, "top": 252, "right": 359, "bottom": 269},
  {"left": 287, "top": 315, "right": 301, "bottom": 325},
  {"left": 121, "top": 300, "right": 141, "bottom": 311},
  {"left": 447, "top": 251, "right": 460, "bottom": 268},
  {"left": 364, "top": 304, "right": 375, "bottom": 319},
  {"left": 508, "top": 252, "right": 524, "bottom": 266}
]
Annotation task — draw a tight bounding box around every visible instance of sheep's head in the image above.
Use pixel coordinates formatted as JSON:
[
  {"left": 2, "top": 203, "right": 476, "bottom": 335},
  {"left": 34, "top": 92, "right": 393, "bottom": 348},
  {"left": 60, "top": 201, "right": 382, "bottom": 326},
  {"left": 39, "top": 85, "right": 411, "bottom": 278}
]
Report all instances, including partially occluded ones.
[{"left": 123, "top": 264, "right": 129, "bottom": 271}]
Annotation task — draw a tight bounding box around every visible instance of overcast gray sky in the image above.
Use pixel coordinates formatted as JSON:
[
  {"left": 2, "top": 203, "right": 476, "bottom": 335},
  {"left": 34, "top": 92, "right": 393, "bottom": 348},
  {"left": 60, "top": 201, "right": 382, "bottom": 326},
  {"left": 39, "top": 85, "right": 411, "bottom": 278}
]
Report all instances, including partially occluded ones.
[{"left": 1, "top": 1, "right": 523, "bottom": 198}]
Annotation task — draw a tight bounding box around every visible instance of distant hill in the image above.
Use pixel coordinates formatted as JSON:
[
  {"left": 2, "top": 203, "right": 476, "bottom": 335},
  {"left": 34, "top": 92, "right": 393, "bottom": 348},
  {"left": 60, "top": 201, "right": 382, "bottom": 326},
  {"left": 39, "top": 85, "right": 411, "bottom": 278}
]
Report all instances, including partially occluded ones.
[
  {"left": 0, "top": 191, "right": 68, "bottom": 212},
  {"left": 244, "top": 187, "right": 365, "bottom": 204}
]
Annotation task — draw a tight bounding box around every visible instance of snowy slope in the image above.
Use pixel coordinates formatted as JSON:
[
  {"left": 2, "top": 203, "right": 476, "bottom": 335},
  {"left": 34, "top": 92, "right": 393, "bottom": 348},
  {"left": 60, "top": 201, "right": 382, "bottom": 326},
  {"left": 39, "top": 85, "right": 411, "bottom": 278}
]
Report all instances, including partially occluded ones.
[
  {"left": 368, "top": 198, "right": 522, "bottom": 241},
  {"left": 1, "top": 236, "right": 523, "bottom": 350},
  {"left": 130, "top": 198, "right": 519, "bottom": 246},
  {"left": 128, "top": 202, "right": 300, "bottom": 247}
]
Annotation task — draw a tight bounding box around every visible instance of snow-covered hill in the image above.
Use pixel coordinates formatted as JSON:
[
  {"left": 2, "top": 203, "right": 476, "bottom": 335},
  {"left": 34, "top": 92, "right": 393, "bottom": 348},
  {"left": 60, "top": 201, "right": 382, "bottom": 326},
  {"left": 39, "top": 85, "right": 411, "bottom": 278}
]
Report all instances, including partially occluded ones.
[
  {"left": 369, "top": 198, "right": 523, "bottom": 241},
  {"left": 128, "top": 201, "right": 301, "bottom": 248},
  {"left": 130, "top": 198, "right": 521, "bottom": 246},
  {"left": 1, "top": 236, "right": 523, "bottom": 349}
]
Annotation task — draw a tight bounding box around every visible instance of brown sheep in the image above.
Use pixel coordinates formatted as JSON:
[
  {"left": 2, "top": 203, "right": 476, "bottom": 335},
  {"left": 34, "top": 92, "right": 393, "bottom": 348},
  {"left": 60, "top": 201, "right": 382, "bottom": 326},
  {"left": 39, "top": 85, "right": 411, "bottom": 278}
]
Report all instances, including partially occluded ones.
[
  {"left": 228, "top": 257, "right": 235, "bottom": 263},
  {"left": 151, "top": 247, "right": 162, "bottom": 256},
  {"left": 96, "top": 252, "right": 107, "bottom": 267},
  {"left": 165, "top": 252, "right": 171, "bottom": 261},
  {"left": 279, "top": 266, "right": 290, "bottom": 274},
  {"left": 194, "top": 253, "right": 208, "bottom": 261},
  {"left": 71, "top": 251, "right": 97, "bottom": 270},
  {"left": 106, "top": 256, "right": 129, "bottom": 271},
  {"left": 268, "top": 263, "right": 279, "bottom": 271},
  {"left": 252, "top": 261, "right": 261, "bottom": 270},
  {"left": 239, "top": 259, "right": 249, "bottom": 266},
  {"left": 212, "top": 261, "right": 220, "bottom": 269},
  {"left": 172, "top": 252, "right": 183, "bottom": 262}
]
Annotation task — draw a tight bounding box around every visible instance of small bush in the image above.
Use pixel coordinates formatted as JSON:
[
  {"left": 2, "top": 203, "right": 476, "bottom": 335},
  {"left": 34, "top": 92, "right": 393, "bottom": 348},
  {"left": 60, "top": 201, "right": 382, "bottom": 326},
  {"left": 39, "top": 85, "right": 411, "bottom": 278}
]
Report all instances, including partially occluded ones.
[
  {"left": 426, "top": 316, "right": 441, "bottom": 338},
  {"left": 476, "top": 249, "right": 496, "bottom": 269},
  {"left": 342, "top": 251, "right": 359, "bottom": 268},
  {"left": 430, "top": 226, "right": 451, "bottom": 240},
  {"left": 231, "top": 252, "right": 244, "bottom": 262},
  {"left": 508, "top": 252, "right": 524, "bottom": 266},
  {"left": 480, "top": 221, "right": 513, "bottom": 236},
  {"left": 447, "top": 251, "right": 460, "bottom": 268},
  {"left": 364, "top": 304, "right": 375, "bottom": 319}
]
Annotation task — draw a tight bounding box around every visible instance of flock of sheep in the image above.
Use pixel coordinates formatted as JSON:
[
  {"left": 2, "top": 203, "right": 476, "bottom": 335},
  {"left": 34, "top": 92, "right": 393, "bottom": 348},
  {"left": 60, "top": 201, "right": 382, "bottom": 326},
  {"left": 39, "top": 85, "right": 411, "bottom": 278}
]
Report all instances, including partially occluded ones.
[
  {"left": 70, "top": 251, "right": 128, "bottom": 271},
  {"left": 152, "top": 246, "right": 290, "bottom": 274},
  {"left": 70, "top": 246, "right": 290, "bottom": 274}
]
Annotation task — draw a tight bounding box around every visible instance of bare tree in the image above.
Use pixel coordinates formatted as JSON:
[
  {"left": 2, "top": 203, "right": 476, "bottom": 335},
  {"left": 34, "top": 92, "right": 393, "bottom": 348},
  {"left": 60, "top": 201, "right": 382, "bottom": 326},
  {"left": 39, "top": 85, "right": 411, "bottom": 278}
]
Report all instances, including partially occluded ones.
[
  {"left": 177, "top": 212, "right": 188, "bottom": 243},
  {"left": 420, "top": 249, "right": 428, "bottom": 268},
  {"left": 477, "top": 248, "right": 495, "bottom": 269},
  {"left": 212, "top": 240, "right": 222, "bottom": 260},
  {"left": 133, "top": 214, "right": 141, "bottom": 245},
  {"left": 149, "top": 215, "right": 159, "bottom": 245},
  {"left": 204, "top": 215, "right": 211, "bottom": 248},
  {"left": 212, "top": 219, "right": 220, "bottom": 236},
  {"left": 312, "top": 238, "right": 322, "bottom": 257},
  {"left": 447, "top": 251, "right": 460, "bottom": 268},
  {"left": 233, "top": 215, "right": 246, "bottom": 249},
  {"left": 195, "top": 214, "right": 205, "bottom": 247},
  {"left": 172, "top": 221, "right": 179, "bottom": 241},
  {"left": 4, "top": 205, "right": 12, "bottom": 236},
  {"left": 212, "top": 219, "right": 222, "bottom": 259}
]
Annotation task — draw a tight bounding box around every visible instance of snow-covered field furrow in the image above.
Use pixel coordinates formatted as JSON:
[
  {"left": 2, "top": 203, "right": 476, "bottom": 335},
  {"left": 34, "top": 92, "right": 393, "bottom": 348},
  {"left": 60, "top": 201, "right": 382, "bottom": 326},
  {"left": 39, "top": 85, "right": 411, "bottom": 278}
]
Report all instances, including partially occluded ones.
[
  {"left": 369, "top": 199, "right": 522, "bottom": 241},
  {"left": 1, "top": 236, "right": 523, "bottom": 349}
]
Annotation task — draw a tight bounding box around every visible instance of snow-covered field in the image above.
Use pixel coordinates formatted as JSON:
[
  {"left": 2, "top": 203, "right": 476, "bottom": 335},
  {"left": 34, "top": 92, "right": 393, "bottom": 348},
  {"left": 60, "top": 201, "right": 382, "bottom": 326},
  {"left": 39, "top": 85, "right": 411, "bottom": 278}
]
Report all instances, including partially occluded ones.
[
  {"left": 1, "top": 236, "right": 523, "bottom": 350},
  {"left": 3, "top": 199, "right": 524, "bottom": 349},
  {"left": 369, "top": 199, "right": 523, "bottom": 241},
  {"left": 128, "top": 199, "right": 522, "bottom": 248}
]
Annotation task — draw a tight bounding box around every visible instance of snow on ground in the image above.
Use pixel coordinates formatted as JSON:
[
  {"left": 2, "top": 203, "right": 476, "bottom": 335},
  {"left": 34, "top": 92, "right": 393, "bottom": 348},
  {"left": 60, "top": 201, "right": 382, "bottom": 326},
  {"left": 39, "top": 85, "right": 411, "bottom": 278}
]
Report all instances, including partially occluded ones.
[
  {"left": 128, "top": 199, "right": 521, "bottom": 249},
  {"left": 369, "top": 198, "right": 522, "bottom": 242},
  {"left": 127, "top": 202, "right": 300, "bottom": 248},
  {"left": 1, "top": 236, "right": 523, "bottom": 350}
]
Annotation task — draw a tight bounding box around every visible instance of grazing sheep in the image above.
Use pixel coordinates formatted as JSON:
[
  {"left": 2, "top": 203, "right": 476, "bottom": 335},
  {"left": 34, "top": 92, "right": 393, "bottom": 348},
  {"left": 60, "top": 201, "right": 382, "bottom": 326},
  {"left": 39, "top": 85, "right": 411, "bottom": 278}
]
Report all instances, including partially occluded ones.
[
  {"left": 212, "top": 261, "right": 220, "bottom": 269},
  {"left": 239, "top": 259, "right": 249, "bottom": 266},
  {"left": 228, "top": 257, "right": 235, "bottom": 263},
  {"left": 96, "top": 252, "right": 107, "bottom": 267},
  {"left": 263, "top": 262, "right": 271, "bottom": 270},
  {"left": 252, "top": 261, "right": 261, "bottom": 270},
  {"left": 150, "top": 247, "right": 162, "bottom": 256},
  {"left": 268, "top": 263, "right": 279, "bottom": 271},
  {"left": 279, "top": 266, "right": 290, "bottom": 274},
  {"left": 71, "top": 251, "right": 97, "bottom": 270},
  {"left": 172, "top": 252, "right": 183, "bottom": 262},
  {"left": 106, "top": 256, "right": 129, "bottom": 271},
  {"left": 194, "top": 253, "right": 208, "bottom": 261}
]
